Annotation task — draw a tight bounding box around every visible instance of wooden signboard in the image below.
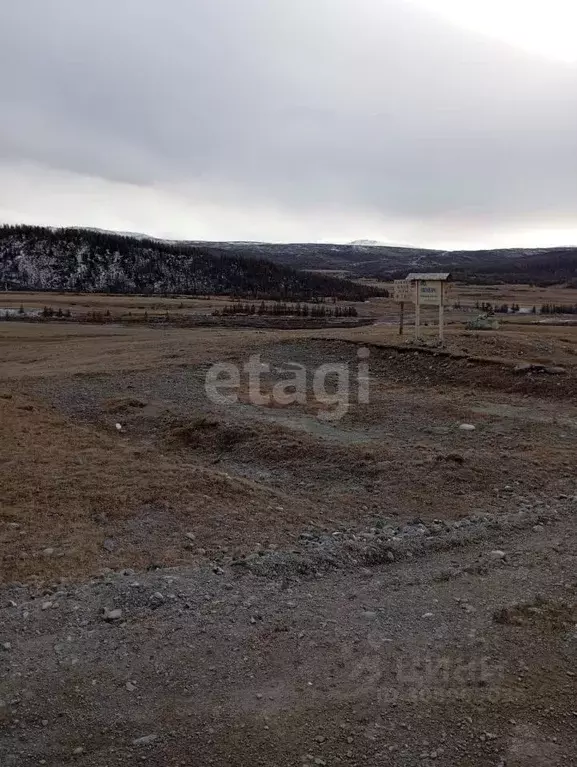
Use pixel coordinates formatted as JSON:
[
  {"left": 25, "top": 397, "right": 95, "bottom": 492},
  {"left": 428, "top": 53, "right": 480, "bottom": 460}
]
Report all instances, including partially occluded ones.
[
  {"left": 393, "top": 279, "right": 411, "bottom": 303},
  {"left": 404, "top": 273, "right": 452, "bottom": 343},
  {"left": 418, "top": 280, "right": 443, "bottom": 305}
]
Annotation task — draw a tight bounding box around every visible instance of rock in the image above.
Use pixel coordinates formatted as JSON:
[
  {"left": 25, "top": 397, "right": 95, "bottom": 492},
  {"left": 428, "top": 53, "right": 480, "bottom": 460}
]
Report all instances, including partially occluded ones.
[
  {"left": 514, "top": 362, "right": 534, "bottom": 373},
  {"left": 185, "top": 532, "right": 196, "bottom": 541},
  {"left": 2, "top": 642, "right": 12, "bottom": 651},
  {"left": 151, "top": 592, "right": 165, "bottom": 603},
  {"left": 102, "top": 538, "right": 116, "bottom": 552},
  {"left": 41, "top": 601, "right": 53, "bottom": 611},
  {"left": 73, "top": 747, "right": 85, "bottom": 755},
  {"left": 545, "top": 366, "right": 566, "bottom": 375},
  {"left": 422, "top": 612, "right": 434, "bottom": 619},
  {"left": 43, "top": 547, "right": 55, "bottom": 556},
  {"left": 132, "top": 734, "right": 158, "bottom": 746},
  {"left": 103, "top": 608, "right": 123, "bottom": 622},
  {"left": 115, "top": 423, "right": 123, "bottom": 432},
  {"left": 489, "top": 550, "right": 507, "bottom": 561},
  {"left": 459, "top": 424, "right": 476, "bottom": 432},
  {"left": 403, "top": 523, "right": 428, "bottom": 537},
  {"left": 429, "top": 523, "right": 444, "bottom": 535},
  {"left": 126, "top": 682, "right": 137, "bottom": 692}
]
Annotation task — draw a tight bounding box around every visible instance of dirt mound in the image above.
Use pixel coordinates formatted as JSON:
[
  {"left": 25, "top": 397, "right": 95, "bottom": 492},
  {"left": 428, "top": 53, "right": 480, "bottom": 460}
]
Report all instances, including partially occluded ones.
[
  {"left": 291, "top": 338, "right": 577, "bottom": 400},
  {"left": 231, "top": 504, "right": 567, "bottom": 579},
  {"left": 0, "top": 395, "right": 317, "bottom": 584},
  {"left": 166, "top": 417, "right": 254, "bottom": 451},
  {"left": 163, "top": 414, "right": 381, "bottom": 471},
  {"left": 104, "top": 396, "right": 148, "bottom": 413}
]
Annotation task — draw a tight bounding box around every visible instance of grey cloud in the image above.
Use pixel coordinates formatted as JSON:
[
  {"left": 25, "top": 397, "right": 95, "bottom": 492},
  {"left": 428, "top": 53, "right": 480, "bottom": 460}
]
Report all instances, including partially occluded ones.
[{"left": 0, "top": 0, "right": 576, "bottom": 238}]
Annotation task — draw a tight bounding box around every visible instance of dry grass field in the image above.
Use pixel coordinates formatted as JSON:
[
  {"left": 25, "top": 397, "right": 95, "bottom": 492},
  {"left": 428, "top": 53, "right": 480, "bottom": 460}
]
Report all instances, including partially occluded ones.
[
  {"left": 0, "top": 291, "right": 232, "bottom": 316},
  {"left": 2, "top": 285, "right": 577, "bottom": 766},
  {"left": 2, "top": 284, "right": 577, "bottom": 582}
]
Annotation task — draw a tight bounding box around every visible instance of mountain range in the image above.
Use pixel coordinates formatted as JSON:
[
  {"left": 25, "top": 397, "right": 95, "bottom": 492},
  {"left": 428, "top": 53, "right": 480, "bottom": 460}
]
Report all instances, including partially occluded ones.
[
  {"left": 191, "top": 240, "right": 577, "bottom": 285},
  {"left": 81, "top": 229, "right": 577, "bottom": 285},
  {"left": 1, "top": 225, "right": 576, "bottom": 296}
]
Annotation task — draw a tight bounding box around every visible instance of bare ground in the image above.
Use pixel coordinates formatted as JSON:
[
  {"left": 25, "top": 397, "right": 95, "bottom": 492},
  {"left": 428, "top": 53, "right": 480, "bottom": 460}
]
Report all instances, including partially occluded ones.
[{"left": 2, "top": 316, "right": 577, "bottom": 765}]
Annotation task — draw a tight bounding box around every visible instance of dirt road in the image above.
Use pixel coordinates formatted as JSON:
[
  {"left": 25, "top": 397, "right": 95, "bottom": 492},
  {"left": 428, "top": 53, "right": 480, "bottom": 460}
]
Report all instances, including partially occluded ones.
[{"left": 3, "top": 502, "right": 577, "bottom": 766}]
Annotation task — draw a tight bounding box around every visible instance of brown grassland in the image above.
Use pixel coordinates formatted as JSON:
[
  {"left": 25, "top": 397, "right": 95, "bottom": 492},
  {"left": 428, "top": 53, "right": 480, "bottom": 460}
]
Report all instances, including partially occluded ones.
[
  {"left": 2, "top": 284, "right": 577, "bottom": 583},
  {"left": 3, "top": 284, "right": 577, "bottom": 766}
]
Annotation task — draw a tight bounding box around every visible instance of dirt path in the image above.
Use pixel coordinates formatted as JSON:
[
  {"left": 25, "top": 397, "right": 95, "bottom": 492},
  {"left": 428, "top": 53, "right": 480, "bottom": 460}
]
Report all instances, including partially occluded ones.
[{"left": 2, "top": 500, "right": 577, "bottom": 766}]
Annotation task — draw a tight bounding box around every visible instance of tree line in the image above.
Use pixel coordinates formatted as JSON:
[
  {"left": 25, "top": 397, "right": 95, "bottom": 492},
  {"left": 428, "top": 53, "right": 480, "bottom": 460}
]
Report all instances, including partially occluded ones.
[{"left": 214, "top": 302, "right": 358, "bottom": 318}]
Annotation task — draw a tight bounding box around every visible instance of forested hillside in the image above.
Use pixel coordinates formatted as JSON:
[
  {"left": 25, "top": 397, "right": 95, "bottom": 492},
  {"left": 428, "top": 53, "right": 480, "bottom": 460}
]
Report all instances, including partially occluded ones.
[
  {"left": 3, "top": 225, "right": 574, "bottom": 291},
  {"left": 450, "top": 248, "right": 577, "bottom": 286},
  {"left": 0, "top": 226, "right": 380, "bottom": 300}
]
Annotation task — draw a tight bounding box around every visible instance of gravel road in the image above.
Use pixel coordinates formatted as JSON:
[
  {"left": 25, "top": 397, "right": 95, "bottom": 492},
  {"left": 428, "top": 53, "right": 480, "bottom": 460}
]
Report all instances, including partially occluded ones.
[{"left": 3, "top": 499, "right": 577, "bottom": 766}]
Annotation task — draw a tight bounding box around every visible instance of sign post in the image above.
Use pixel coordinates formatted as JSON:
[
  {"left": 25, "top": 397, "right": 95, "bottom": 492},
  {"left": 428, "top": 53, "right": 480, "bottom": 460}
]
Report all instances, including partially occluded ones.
[
  {"left": 393, "top": 274, "right": 452, "bottom": 343},
  {"left": 393, "top": 280, "right": 411, "bottom": 336},
  {"left": 405, "top": 273, "right": 451, "bottom": 344},
  {"left": 414, "top": 280, "right": 420, "bottom": 341},
  {"left": 439, "top": 283, "right": 444, "bottom": 343}
]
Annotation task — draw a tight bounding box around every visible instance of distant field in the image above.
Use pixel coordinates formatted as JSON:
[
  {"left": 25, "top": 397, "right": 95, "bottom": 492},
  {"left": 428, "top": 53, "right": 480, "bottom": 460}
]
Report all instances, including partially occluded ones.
[
  {"left": 2, "top": 284, "right": 577, "bottom": 381},
  {"left": 356, "top": 282, "right": 577, "bottom": 323},
  {"left": 0, "top": 291, "right": 369, "bottom": 321},
  {"left": 0, "top": 292, "right": 231, "bottom": 315},
  {"left": 2, "top": 282, "right": 577, "bottom": 320}
]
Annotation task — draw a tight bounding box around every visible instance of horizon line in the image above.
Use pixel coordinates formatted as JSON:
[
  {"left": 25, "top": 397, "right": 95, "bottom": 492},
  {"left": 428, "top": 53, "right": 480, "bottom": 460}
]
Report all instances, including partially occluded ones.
[{"left": 2, "top": 222, "right": 577, "bottom": 253}]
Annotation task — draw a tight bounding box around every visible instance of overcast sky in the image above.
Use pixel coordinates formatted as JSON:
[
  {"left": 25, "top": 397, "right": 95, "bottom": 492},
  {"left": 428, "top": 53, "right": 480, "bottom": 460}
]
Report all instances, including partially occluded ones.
[{"left": 0, "top": 0, "right": 576, "bottom": 248}]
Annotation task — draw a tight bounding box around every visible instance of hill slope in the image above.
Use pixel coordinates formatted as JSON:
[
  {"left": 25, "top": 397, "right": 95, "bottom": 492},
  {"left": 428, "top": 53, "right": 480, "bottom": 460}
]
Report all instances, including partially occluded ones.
[
  {"left": 195, "top": 241, "right": 577, "bottom": 284},
  {"left": 449, "top": 247, "right": 577, "bottom": 286},
  {"left": 0, "top": 226, "right": 380, "bottom": 300},
  {"left": 3, "top": 225, "right": 575, "bottom": 291}
]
